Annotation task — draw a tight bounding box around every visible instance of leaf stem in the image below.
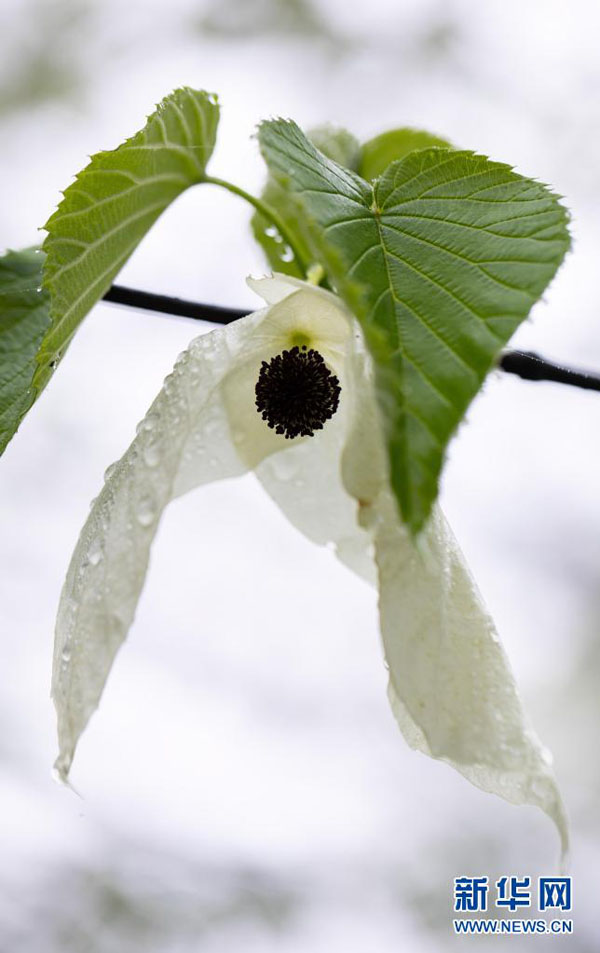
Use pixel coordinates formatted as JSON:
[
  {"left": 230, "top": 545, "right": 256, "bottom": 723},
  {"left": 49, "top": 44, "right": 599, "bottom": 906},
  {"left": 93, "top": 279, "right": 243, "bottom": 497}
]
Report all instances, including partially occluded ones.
[{"left": 204, "top": 175, "right": 309, "bottom": 275}]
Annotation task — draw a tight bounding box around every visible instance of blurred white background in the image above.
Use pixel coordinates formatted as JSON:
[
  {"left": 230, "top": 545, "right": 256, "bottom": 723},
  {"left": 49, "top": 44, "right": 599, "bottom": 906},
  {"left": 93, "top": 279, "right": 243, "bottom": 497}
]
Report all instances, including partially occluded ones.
[{"left": 1, "top": 0, "right": 599, "bottom": 949}]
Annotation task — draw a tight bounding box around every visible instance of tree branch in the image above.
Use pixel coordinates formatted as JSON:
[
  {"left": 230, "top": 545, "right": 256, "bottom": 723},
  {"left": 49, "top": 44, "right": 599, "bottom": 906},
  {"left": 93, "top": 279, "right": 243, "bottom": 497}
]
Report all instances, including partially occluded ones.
[
  {"left": 497, "top": 350, "right": 600, "bottom": 392},
  {"left": 103, "top": 284, "right": 600, "bottom": 394},
  {"left": 103, "top": 284, "right": 248, "bottom": 324}
]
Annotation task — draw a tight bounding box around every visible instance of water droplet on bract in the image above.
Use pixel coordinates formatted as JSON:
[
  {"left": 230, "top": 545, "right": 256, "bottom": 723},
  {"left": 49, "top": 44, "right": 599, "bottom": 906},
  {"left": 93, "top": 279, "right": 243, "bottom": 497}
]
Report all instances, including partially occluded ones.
[
  {"left": 136, "top": 412, "right": 159, "bottom": 436},
  {"left": 143, "top": 443, "right": 161, "bottom": 467},
  {"left": 105, "top": 611, "right": 125, "bottom": 640},
  {"left": 271, "top": 454, "right": 298, "bottom": 481},
  {"left": 61, "top": 647, "right": 71, "bottom": 663},
  {"left": 88, "top": 537, "right": 104, "bottom": 566},
  {"left": 280, "top": 245, "right": 294, "bottom": 262},
  {"left": 104, "top": 462, "right": 118, "bottom": 482},
  {"left": 204, "top": 416, "right": 222, "bottom": 436},
  {"left": 539, "top": 745, "right": 553, "bottom": 767},
  {"left": 36, "top": 286, "right": 43, "bottom": 293},
  {"left": 142, "top": 411, "right": 160, "bottom": 430},
  {"left": 136, "top": 493, "right": 156, "bottom": 527},
  {"left": 265, "top": 226, "right": 279, "bottom": 239},
  {"left": 530, "top": 777, "right": 550, "bottom": 799}
]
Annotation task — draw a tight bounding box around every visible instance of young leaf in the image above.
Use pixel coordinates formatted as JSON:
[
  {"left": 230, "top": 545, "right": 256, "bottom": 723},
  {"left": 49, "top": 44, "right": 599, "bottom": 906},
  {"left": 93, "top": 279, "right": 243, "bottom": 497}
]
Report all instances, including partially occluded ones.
[
  {"left": 309, "top": 125, "right": 361, "bottom": 170},
  {"left": 359, "top": 127, "right": 452, "bottom": 180},
  {"left": 251, "top": 125, "right": 360, "bottom": 277},
  {"left": 37, "top": 87, "right": 219, "bottom": 392},
  {"left": 0, "top": 248, "right": 50, "bottom": 456},
  {"left": 258, "top": 120, "right": 570, "bottom": 533}
]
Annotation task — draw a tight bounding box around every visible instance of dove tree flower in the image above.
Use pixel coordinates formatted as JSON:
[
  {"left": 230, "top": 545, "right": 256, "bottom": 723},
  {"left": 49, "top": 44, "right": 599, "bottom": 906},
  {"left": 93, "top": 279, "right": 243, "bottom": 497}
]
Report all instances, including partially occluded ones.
[
  {"left": 52, "top": 273, "right": 567, "bottom": 855},
  {"left": 0, "top": 88, "right": 573, "bottom": 857}
]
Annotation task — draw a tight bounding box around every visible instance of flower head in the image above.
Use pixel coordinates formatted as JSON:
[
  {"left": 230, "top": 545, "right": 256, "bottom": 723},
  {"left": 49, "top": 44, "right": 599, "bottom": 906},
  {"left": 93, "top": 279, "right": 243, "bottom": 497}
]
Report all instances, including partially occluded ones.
[{"left": 52, "top": 275, "right": 567, "bottom": 855}]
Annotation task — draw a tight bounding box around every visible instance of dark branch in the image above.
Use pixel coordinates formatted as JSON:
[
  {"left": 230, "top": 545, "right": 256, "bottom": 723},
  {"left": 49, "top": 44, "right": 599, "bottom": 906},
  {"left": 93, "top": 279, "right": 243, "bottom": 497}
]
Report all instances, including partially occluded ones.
[
  {"left": 103, "top": 284, "right": 600, "bottom": 394},
  {"left": 498, "top": 350, "right": 600, "bottom": 392},
  {"left": 103, "top": 284, "right": 248, "bottom": 324}
]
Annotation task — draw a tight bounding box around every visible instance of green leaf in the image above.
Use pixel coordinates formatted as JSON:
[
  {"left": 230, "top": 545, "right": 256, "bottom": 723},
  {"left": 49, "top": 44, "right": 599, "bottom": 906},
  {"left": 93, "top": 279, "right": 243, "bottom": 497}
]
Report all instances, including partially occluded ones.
[
  {"left": 251, "top": 124, "right": 359, "bottom": 277},
  {"left": 359, "top": 128, "right": 452, "bottom": 181},
  {"left": 309, "top": 125, "right": 361, "bottom": 170},
  {"left": 258, "top": 120, "right": 570, "bottom": 533},
  {"left": 37, "top": 87, "right": 219, "bottom": 392},
  {"left": 252, "top": 124, "right": 449, "bottom": 275},
  {"left": 0, "top": 248, "right": 50, "bottom": 456},
  {"left": 250, "top": 177, "right": 311, "bottom": 279}
]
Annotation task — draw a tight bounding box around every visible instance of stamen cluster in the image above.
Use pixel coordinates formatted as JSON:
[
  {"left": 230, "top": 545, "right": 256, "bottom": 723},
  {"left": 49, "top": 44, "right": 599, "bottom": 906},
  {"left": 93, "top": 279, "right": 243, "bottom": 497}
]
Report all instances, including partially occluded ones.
[{"left": 255, "top": 345, "right": 341, "bottom": 439}]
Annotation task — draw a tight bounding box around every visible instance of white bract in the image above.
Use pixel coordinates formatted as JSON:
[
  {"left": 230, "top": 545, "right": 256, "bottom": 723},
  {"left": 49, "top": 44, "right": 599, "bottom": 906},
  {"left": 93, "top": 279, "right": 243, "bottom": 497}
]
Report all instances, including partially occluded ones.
[{"left": 53, "top": 274, "right": 567, "bottom": 854}]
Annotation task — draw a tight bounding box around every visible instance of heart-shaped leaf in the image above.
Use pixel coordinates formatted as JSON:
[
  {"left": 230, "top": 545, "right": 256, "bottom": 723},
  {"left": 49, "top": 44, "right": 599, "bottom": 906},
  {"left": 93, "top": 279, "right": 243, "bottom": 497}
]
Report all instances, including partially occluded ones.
[{"left": 259, "top": 120, "right": 570, "bottom": 532}]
